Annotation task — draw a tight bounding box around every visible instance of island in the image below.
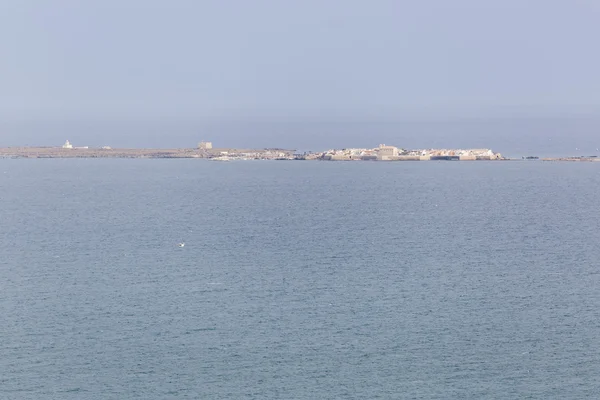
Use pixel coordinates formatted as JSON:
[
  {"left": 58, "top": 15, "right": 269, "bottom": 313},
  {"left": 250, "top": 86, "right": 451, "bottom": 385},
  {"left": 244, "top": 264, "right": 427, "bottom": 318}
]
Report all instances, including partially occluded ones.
[
  {"left": 1, "top": 140, "right": 599, "bottom": 162},
  {"left": 0, "top": 140, "right": 506, "bottom": 161}
]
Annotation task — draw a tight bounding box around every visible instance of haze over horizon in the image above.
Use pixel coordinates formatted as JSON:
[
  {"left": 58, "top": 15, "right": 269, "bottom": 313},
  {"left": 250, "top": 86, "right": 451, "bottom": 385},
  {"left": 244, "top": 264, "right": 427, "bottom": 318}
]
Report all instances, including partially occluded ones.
[{"left": 1, "top": 0, "right": 600, "bottom": 154}]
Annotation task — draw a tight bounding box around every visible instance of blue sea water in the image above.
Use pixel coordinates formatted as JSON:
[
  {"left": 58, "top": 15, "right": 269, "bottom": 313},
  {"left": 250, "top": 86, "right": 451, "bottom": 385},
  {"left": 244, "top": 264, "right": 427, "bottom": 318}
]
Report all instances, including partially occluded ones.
[{"left": 1, "top": 159, "right": 600, "bottom": 399}]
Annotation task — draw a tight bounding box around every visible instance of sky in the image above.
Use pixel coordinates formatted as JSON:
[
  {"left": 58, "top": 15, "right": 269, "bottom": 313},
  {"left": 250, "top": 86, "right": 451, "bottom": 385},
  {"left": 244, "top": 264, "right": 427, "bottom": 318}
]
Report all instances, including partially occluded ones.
[{"left": 1, "top": 0, "right": 600, "bottom": 151}]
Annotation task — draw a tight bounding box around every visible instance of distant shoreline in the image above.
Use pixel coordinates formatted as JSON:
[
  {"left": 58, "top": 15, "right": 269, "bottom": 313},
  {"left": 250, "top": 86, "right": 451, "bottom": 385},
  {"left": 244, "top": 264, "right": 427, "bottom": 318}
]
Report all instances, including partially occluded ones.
[
  {"left": 1, "top": 147, "right": 599, "bottom": 162},
  {"left": 0, "top": 147, "right": 296, "bottom": 160}
]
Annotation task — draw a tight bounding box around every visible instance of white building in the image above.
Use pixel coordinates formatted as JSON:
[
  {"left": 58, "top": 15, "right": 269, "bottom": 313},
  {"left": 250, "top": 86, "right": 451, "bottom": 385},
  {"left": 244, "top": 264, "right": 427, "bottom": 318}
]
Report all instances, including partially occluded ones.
[
  {"left": 62, "top": 140, "right": 73, "bottom": 149},
  {"left": 198, "top": 141, "right": 213, "bottom": 150}
]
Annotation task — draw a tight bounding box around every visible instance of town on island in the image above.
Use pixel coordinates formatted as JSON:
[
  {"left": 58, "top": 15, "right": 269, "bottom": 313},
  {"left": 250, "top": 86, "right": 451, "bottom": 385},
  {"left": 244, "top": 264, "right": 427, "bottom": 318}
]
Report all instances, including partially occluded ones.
[{"left": 1, "top": 140, "right": 599, "bottom": 162}]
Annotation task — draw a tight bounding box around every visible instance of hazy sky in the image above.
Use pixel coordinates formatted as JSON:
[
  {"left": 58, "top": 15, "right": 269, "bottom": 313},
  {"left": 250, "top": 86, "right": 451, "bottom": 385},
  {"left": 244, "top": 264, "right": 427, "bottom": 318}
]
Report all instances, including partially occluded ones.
[
  {"left": 2, "top": 0, "right": 600, "bottom": 119},
  {"left": 1, "top": 1, "right": 600, "bottom": 151}
]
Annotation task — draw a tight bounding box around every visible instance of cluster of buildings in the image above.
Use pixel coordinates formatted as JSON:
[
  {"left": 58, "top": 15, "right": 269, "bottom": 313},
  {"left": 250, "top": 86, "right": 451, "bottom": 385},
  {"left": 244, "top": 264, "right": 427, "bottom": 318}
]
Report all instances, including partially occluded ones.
[
  {"left": 210, "top": 149, "right": 295, "bottom": 161},
  {"left": 198, "top": 141, "right": 296, "bottom": 160},
  {"left": 55, "top": 140, "right": 502, "bottom": 161},
  {"left": 317, "top": 144, "right": 503, "bottom": 161},
  {"left": 195, "top": 140, "right": 501, "bottom": 162}
]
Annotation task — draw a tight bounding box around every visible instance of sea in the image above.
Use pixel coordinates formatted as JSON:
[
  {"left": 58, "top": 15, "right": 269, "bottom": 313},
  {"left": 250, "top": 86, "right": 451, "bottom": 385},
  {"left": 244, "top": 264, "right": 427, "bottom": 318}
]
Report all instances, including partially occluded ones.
[{"left": 1, "top": 159, "right": 600, "bottom": 399}]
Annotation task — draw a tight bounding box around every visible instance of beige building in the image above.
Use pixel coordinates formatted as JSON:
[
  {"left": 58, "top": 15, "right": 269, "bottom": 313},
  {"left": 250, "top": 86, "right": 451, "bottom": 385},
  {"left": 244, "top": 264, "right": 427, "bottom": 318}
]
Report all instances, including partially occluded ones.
[
  {"left": 198, "top": 141, "right": 213, "bottom": 150},
  {"left": 377, "top": 144, "right": 399, "bottom": 160}
]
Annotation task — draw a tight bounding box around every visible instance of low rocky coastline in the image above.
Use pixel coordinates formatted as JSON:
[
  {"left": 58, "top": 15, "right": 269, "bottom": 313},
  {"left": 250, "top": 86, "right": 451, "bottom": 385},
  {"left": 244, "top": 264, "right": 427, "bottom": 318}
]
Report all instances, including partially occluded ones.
[
  {"left": 540, "top": 157, "right": 600, "bottom": 162},
  {"left": 1, "top": 145, "right": 598, "bottom": 162},
  {"left": 0, "top": 147, "right": 296, "bottom": 160}
]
